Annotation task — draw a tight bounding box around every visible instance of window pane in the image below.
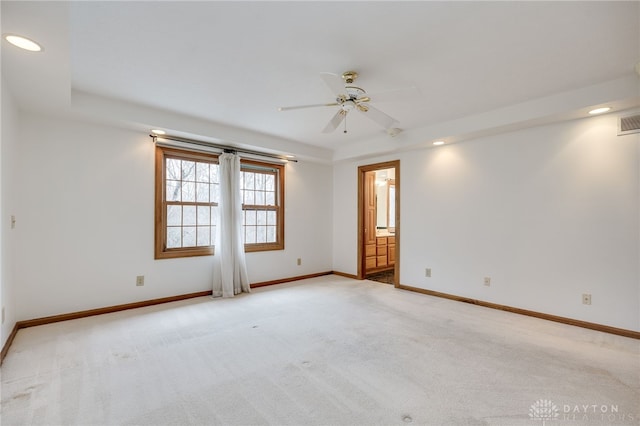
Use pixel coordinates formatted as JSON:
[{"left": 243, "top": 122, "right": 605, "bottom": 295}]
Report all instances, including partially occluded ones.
[
  {"left": 255, "top": 191, "right": 265, "bottom": 205},
  {"left": 197, "top": 226, "right": 210, "bottom": 246},
  {"left": 244, "top": 172, "right": 254, "bottom": 190},
  {"left": 210, "top": 225, "right": 217, "bottom": 245},
  {"left": 182, "top": 182, "right": 196, "bottom": 202},
  {"left": 196, "top": 163, "right": 210, "bottom": 183},
  {"left": 266, "top": 225, "right": 276, "bottom": 242},
  {"left": 245, "top": 210, "right": 256, "bottom": 225},
  {"left": 196, "top": 183, "right": 209, "bottom": 202},
  {"left": 267, "top": 210, "right": 276, "bottom": 225},
  {"left": 255, "top": 173, "right": 265, "bottom": 190},
  {"left": 197, "top": 206, "right": 210, "bottom": 225},
  {"left": 166, "top": 180, "right": 181, "bottom": 202},
  {"left": 210, "top": 183, "right": 219, "bottom": 204},
  {"left": 183, "top": 227, "right": 196, "bottom": 247},
  {"left": 265, "top": 174, "right": 274, "bottom": 191},
  {"left": 211, "top": 206, "right": 219, "bottom": 226},
  {"left": 166, "top": 159, "right": 181, "bottom": 181},
  {"left": 257, "top": 210, "right": 267, "bottom": 226},
  {"left": 167, "top": 227, "right": 181, "bottom": 248},
  {"left": 245, "top": 190, "right": 255, "bottom": 205},
  {"left": 183, "top": 206, "right": 196, "bottom": 226},
  {"left": 210, "top": 165, "right": 219, "bottom": 184},
  {"left": 266, "top": 192, "right": 275, "bottom": 205},
  {"left": 256, "top": 226, "right": 266, "bottom": 243},
  {"left": 167, "top": 205, "right": 182, "bottom": 226},
  {"left": 182, "top": 161, "right": 196, "bottom": 181},
  {"left": 245, "top": 226, "right": 256, "bottom": 244}
]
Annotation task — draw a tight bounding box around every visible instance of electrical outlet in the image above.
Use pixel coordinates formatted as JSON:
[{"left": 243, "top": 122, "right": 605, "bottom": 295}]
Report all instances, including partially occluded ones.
[
  {"left": 425, "top": 268, "right": 431, "bottom": 278},
  {"left": 136, "top": 275, "right": 145, "bottom": 286},
  {"left": 10, "top": 215, "right": 16, "bottom": 229},
  {"left": 484, "top": 277, "right": 491, "bottom": 286},
  {"left": 297, "top": 258, "right": 302, "bottom": 266},
  {"left": 582, "top": 293, "right": 591, "bottom": 305}
]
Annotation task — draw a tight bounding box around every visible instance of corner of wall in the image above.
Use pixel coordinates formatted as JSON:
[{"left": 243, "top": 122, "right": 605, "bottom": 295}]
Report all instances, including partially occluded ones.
[{"left": 1, "top": 76, "right": 19, "bottom": 349}]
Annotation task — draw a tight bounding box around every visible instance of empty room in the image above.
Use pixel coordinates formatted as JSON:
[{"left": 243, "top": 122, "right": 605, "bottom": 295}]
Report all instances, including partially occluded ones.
[{"left": 1, "top": 1, "right": 639, "bottom": 425}]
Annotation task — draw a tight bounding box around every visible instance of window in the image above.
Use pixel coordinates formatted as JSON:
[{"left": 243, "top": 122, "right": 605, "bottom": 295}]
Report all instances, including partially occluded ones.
[
  {"left": 155, "top": 147, "right": 219, "bottom": 259},
  {"left": 240, "top": 160, "right": 285, "bottom": 252},
  {"left": 155, "top": 146, "right": 284, "bottom": 259}
]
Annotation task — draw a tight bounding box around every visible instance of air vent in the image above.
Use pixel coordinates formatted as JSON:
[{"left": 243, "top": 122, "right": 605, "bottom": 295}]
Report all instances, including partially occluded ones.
[{"left": 619, "top": 114, "right": 640, "bottom": 136}]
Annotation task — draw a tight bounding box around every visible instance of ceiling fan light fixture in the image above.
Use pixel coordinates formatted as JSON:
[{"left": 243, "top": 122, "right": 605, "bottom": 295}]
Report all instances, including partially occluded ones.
[{"left": 341, "top": 100, "right": 356, "bottom": 111}]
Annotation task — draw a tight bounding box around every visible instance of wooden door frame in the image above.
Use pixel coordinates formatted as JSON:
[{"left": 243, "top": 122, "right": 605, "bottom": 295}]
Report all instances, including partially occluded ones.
[{"left": 357, "top": 160, "right": 400, "bottom": 287}]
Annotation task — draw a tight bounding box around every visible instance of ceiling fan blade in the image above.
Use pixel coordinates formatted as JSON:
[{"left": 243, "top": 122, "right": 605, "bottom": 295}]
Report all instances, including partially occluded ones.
[
  {"left": 278, "top": 102, "right": 338, "bottom": 111},
  {"left": 320, "top": 72, "right": 346, "bottom": 98},
  {"left": 358, "top": 104, "right": 398, "bottom": 129},
  {"left": 368, "top": 86, "right": 422, "bottom": 103},
  {"left": 322, "top": 110, "right": 346, "bottom": 133}
]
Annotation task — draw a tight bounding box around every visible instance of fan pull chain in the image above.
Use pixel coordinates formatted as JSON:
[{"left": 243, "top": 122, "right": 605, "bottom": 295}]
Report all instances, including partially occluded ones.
[{"left": 343, "top": 114, "right": 348, "bottom": 133}]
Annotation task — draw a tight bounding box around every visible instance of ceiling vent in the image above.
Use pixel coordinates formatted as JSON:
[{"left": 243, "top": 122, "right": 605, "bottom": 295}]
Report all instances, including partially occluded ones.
[{"left": 618, "top": 114, "right": 640, "bottom": 136}]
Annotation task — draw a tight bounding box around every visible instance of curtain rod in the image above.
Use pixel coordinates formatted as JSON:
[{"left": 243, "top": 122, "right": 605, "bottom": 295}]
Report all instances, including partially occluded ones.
[{"left": 149, "top": 134, "right": 298, "bottom": 163}]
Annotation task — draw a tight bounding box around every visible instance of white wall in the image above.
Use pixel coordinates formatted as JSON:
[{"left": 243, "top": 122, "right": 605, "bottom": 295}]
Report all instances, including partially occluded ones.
[
  {"left": 332, "top": 163, "right": 358, "bottom": 275},
  {"left": 333, "top": 113, "right": 640, "bottom": 331},
  {"left": 246, "top": 159, "right": 333, "bottom": 283},
  {"left": 8, "top": 106, "right": 639, "bottom": 331},
  {"left": 1, "top": 77, "right": 19, "bottom": 347},
  {"left": 13, "top": 113, "right": 333, "bottom": 321}
]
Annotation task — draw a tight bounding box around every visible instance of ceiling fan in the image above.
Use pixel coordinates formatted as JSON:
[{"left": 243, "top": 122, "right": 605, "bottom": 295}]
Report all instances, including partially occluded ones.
[{"left": 278, "top": 71, "right": 403, "bottom": 134}]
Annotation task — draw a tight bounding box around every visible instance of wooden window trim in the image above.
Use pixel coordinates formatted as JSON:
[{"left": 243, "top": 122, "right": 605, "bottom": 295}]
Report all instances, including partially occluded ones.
[
  {"left": 155, "top": 146, "right": 219, "bottom": 259},
  {"left": 155, "top": 147, "right": 285, "bottom": 259},
  {"left": 241, "top": 159, "right": 285, "bottom": 252}
]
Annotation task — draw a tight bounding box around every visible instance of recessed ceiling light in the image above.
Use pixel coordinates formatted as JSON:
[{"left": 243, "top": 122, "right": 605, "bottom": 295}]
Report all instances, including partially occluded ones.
[
  {"left": 151, "top": 129, "right": 166, "bottom": 135},
  {"left": 433, "top": 141, "right": 445, "bottom": 146},
  {"left": 588, "top": 107, "right": 611, "bottom": 115},
  {"left": 4, "top": 34, "right": 42, "bottom": 52}
]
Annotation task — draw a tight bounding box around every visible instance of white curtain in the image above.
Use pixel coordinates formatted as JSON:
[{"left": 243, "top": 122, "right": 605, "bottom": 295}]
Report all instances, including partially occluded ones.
[{"left": 212, "top": 153, "right": 250, "bottom": 297}]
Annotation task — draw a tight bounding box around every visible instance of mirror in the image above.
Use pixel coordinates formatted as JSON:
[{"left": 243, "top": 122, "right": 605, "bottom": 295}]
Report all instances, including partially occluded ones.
[
  {"left": 375, "top": 169, "right": 395, "bottom": 233},
  {"left": 388, "top": 181, "right": 395, "bottom": 233}
]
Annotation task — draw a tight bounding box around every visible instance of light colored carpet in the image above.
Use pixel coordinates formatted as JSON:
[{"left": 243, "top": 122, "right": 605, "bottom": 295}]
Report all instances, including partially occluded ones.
[{"left": 1, "top": 275, "right": 638, "bottom": 425}]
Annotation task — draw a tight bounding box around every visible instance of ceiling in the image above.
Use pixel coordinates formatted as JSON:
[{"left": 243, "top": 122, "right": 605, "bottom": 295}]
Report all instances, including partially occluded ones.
[{"left": 2, "top": 1, "right": 639, "bottom": 162}]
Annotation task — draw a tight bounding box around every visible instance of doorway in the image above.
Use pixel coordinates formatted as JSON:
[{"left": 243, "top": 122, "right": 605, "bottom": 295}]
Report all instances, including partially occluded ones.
[{"left": 357, "top": 160, "right": 400, "bottom": 287}]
